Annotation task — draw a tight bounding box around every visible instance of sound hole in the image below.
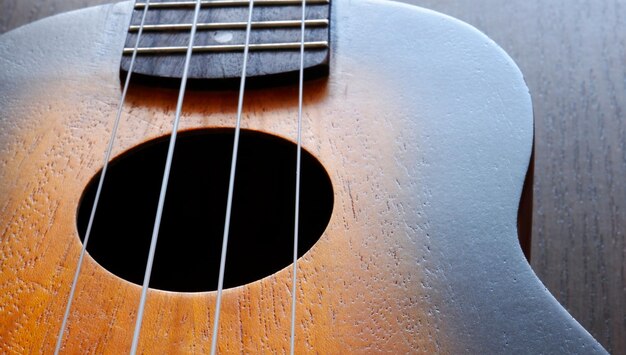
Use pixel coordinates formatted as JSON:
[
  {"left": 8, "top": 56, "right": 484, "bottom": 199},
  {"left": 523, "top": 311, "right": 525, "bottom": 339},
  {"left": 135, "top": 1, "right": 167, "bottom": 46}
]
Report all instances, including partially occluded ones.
[{"left": 77, "top": 129, "right": 334, "bottom": 292}]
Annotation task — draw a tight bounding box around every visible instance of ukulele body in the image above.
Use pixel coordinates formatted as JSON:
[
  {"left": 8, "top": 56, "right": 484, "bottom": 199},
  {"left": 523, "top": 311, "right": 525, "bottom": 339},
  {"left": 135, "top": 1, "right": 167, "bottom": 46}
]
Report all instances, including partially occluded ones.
[{"left": 0, "top": 1, "right": 605, "bottom": 353}]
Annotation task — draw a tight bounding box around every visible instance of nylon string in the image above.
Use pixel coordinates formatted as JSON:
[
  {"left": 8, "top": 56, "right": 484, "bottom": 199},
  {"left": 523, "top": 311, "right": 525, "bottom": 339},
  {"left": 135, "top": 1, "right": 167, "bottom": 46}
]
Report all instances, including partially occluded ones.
[
  {"left": 129, "top": 0, "right": 204, "bottom": 353},
  {"left": 209, "top": 0, "right": 255, "bottom": 353},
  {"left": 290, "top": 0, "right": 307, "bottom": 353},
  {"left": 53, "top": 2, "right": 152, "bottom": 354}
]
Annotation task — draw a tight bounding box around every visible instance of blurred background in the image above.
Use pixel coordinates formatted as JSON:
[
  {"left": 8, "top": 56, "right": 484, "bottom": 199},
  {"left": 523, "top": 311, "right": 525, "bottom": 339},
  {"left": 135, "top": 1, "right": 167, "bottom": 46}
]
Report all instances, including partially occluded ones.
[{"left": 1, "top": 0, "right": 624, "bottom": 353}]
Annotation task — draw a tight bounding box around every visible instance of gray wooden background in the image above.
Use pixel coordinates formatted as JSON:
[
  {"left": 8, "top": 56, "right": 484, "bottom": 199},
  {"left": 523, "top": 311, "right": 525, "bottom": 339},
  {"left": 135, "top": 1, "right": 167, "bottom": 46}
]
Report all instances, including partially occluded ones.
[{"left": 1, "top": 0, "right": 624, "bottom": 353}]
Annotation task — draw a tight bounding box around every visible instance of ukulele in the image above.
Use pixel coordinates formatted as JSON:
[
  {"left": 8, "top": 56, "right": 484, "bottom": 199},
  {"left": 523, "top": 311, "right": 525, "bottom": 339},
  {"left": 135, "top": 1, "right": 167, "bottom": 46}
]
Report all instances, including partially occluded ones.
[{"left": 0, "top": 0, "right": 607, "bottom": 353}]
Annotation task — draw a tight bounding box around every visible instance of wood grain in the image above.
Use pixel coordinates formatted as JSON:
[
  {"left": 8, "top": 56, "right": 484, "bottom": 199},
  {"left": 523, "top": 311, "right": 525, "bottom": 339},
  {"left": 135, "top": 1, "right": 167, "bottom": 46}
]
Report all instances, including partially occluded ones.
[
  {"left": 1, "top": 0, "right": 624, "bottom": 354},
  {"left": 406, "top": 1, "right": 626, "bottom": 353},
  {"left": 6, "top": 1, "right": 596, "bottom": 353},
  {"left": 0, "top": 5, "right": 429, "bottom": 350},
  {"left": 0, "top": 0, "right": 113, "bottom": 33},
  {"left": 1, "top": 2, "right": 551, "bottom": 352}
]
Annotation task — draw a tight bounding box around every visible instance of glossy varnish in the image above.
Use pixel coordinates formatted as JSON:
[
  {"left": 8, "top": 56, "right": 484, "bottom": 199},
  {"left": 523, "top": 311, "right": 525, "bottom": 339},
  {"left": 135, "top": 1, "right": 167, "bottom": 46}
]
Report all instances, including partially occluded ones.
[{"left": 0, "top": 1, "right": 606, "bottom": 353}]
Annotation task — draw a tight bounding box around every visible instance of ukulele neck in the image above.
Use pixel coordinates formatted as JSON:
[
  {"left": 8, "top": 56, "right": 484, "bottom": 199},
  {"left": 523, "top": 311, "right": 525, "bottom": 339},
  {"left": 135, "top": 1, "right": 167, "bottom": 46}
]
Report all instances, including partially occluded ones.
[{"left": 120, "top": 0, "right": 331, "bottom": 86}]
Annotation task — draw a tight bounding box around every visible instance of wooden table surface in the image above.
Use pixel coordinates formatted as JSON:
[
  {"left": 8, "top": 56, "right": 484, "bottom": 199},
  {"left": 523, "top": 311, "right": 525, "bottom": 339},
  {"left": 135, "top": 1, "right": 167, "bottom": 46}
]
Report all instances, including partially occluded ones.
[{"left": 1, "top": 0, "right": 624, "bottom": 353}]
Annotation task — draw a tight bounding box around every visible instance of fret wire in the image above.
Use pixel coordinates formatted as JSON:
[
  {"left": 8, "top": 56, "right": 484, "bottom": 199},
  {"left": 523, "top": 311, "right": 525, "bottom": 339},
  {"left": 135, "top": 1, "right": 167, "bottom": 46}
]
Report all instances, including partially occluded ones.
[
  {"left": 134, "top": 0, "right": 328, "bottom": 8},
  {"left": 122, "top": 41, "right": 328, "bottom": 54},
  {"left": 128, "top": 19, "right": 328, "bottom": 32}
]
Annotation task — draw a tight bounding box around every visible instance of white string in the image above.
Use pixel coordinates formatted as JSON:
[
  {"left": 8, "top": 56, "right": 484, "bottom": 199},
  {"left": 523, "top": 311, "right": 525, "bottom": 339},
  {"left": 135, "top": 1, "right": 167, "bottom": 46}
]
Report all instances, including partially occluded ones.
[
  {"left": 129, "top": 0, "right": 204, "bottom": 353},
  {"left": 290, "top": 0, "right": 307, "bottom": 353},
  {"left": 53, "top": 2, "right": 152, "bottom": 354},
  {"left": 209, "top": 0, "right": 255, "bottom": 353}
]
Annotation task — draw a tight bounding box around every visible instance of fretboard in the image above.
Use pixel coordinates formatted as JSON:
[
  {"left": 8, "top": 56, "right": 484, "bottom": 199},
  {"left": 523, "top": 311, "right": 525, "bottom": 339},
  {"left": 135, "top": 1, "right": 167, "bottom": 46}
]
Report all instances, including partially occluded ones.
[{"left": 120, "top": 0, "right": 331, "bottom": 86}]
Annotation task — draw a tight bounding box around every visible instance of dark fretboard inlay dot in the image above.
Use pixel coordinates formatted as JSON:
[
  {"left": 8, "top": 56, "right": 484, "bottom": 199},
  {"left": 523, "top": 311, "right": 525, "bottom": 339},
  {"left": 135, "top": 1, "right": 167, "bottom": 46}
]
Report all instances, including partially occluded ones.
[{"left": 77, "top": 129, "right": 334, "bottom": 292}]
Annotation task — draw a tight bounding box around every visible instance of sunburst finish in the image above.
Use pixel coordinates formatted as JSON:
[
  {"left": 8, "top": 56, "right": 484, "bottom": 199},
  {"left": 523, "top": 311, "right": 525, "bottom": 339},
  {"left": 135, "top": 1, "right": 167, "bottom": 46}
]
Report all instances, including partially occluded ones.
[{"left": 0, "top": 1, "right": 606, "bottom": 353}]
